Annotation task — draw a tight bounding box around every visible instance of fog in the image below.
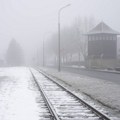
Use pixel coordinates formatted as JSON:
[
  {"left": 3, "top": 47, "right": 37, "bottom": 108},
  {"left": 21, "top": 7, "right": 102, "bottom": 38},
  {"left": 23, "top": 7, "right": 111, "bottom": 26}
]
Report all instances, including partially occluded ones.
[{"left": 0, "top": 0, "right": 120, "bottom": 66}]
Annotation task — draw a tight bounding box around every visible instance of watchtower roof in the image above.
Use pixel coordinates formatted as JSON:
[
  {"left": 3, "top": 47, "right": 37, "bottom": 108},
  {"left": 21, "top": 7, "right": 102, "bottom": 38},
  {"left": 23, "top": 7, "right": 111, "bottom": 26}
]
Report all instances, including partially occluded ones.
[{"left": 87, "top": 22, "right": 120, "bottom": 35}]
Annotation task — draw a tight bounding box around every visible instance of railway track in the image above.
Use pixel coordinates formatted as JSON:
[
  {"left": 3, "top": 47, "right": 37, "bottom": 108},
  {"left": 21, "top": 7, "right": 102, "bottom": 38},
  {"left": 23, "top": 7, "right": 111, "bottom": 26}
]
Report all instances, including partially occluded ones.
[{"left": 30, "top": 68, "right": 111, "bottom": 120}]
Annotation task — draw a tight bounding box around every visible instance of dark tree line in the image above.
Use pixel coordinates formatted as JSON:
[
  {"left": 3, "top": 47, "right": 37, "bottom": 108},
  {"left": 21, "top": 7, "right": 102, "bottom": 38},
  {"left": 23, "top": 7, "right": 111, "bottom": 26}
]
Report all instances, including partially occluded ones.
[{"left": 43, "top": 17, "right": 96, "bottom": 66}]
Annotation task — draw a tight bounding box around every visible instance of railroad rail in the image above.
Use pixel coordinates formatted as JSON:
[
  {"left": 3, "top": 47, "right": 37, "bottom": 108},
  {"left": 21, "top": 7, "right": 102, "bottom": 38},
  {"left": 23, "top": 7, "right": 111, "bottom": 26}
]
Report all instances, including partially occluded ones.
[{"left": 30, "top": 68, "right": 111, "bottom": 120}]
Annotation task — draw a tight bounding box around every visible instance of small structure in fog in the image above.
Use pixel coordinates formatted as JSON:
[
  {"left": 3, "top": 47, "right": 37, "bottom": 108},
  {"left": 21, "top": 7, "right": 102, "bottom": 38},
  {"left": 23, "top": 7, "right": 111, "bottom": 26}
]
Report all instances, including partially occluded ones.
[{"left": 86, "top": 22, "right": 120, "bottom": 69}]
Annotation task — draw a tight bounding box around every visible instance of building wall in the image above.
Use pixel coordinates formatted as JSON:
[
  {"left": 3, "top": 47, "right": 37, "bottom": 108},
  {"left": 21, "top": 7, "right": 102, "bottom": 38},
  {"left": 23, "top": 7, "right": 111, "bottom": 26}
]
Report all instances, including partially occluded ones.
[
  {"left": 88, "top": 34, "right": 117, "bottom": 59},
  {"left": 117, "top": 37, "right": 120, "bottom": 59}
]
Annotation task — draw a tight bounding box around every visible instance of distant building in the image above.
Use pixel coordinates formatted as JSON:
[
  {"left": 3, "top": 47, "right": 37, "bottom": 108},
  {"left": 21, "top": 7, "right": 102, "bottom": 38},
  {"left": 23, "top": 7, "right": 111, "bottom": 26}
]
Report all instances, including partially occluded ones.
[{"left": 86, "top": 22, "right": 120, "bottom": 68}]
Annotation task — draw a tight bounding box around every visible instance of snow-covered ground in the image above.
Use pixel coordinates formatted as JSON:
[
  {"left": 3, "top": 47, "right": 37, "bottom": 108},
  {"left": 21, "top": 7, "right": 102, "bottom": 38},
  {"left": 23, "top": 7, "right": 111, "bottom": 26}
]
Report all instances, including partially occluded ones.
[
  {"left": 0, "top": 67, "right": 40, "bottom": 120},
  {"left": 40, "top": 67, "right": 120, "bottom": 116},
  {"left": 0, "top": 67, "right": 119, "bottom": 119}
]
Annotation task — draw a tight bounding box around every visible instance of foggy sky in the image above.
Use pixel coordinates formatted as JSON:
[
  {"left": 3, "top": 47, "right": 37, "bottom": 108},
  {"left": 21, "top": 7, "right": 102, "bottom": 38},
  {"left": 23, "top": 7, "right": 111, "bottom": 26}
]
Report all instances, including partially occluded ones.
[{"left": 0, "top": 0, "right": 120, "bottom": 61}]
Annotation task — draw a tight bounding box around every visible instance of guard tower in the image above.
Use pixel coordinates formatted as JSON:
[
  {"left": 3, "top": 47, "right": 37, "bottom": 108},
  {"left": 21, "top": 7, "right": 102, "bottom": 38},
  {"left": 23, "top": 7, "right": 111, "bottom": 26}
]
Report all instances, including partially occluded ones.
[{"left": 86, "top": 22, "right": 120, "bottom": 68}]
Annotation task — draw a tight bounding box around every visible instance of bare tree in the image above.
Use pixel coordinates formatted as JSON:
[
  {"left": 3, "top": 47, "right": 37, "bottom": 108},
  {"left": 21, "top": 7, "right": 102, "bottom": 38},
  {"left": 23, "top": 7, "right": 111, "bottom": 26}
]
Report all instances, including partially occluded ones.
[{"left": 45, "top": 16, "right": 96, "bottom": 66}]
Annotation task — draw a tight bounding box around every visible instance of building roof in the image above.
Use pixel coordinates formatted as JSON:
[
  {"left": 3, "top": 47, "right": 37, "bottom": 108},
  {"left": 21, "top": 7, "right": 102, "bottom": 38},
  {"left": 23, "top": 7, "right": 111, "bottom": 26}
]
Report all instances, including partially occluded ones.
[{"left": 87, "top": 22, "right": 120, "bottom": 35}]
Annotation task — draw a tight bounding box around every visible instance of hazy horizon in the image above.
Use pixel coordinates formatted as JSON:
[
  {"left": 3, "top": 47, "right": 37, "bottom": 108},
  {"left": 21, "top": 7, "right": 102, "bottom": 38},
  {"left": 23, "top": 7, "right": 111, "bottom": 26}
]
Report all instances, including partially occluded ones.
[{"left": 0, "top": 0, "right": 120, "bottom": 63}]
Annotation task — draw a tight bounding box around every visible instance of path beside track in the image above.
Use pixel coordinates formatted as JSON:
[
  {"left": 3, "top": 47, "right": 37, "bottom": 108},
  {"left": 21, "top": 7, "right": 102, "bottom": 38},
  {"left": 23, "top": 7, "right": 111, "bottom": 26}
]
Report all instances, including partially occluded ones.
[{"left": 39, "top": 67, "right": 120, "bottom": 116}]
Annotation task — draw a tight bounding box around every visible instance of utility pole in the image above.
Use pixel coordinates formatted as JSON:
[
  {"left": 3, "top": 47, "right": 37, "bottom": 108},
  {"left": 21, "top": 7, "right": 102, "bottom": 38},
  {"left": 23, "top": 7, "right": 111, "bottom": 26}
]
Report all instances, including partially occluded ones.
[
  {"left": 58, "top": 4, "right": 71, "bottom": 72},
  {"left": 43, "top": 39, "right": 45, "bottom": 67}
]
